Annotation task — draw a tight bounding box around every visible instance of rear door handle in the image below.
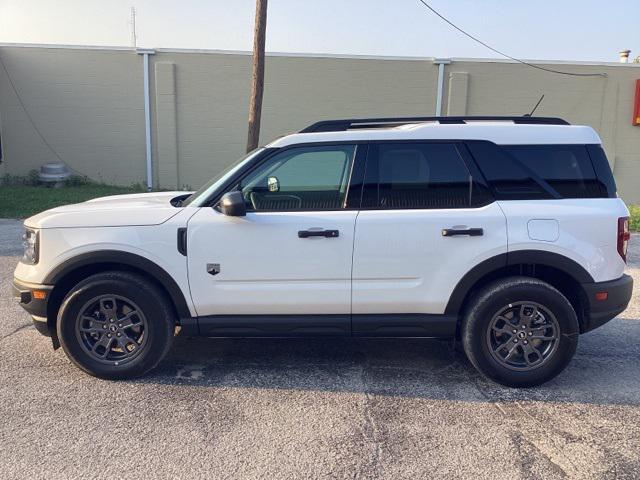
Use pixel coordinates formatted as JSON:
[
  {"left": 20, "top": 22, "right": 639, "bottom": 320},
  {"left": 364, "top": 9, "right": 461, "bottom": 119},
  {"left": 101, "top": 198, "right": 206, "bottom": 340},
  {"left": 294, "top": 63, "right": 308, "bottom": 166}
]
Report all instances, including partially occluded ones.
[
  {"left": 442, "top": 227, "right": 484, "bottom": 237},
  {"left": 298, "top": 229, "right": 340, "bottom": 238}
]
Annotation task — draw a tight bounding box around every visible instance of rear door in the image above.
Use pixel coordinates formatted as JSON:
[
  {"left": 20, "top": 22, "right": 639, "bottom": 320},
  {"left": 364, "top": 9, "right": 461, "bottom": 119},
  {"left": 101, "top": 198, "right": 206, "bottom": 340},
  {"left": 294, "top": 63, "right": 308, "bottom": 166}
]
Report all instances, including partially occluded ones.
[{"left": 351, "top": 142, "right": 507, "bottom": 328}]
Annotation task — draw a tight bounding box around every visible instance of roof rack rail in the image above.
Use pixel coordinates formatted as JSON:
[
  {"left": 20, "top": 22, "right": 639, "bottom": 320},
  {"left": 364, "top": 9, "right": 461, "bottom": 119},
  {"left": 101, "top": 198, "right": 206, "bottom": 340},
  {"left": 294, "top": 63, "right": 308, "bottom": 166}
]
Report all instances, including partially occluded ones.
[{"left": 299, "top": 116, "right": 570, "bottom": 133}]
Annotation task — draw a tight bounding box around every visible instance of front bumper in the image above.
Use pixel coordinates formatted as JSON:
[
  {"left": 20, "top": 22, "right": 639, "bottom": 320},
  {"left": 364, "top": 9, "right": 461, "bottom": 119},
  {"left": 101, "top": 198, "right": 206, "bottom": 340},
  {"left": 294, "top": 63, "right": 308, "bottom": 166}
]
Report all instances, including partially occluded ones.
[
  {"left": 581, "top": 274, "right": 633, "bottom": 333},
  {"left": 12, "top": 278, "right": 54, "bottom": 337}
]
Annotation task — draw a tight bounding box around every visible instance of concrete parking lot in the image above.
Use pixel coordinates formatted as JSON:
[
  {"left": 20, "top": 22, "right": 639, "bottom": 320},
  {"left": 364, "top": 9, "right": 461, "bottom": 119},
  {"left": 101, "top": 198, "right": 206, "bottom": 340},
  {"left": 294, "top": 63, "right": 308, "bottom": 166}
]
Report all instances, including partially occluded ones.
[{"left": 1, "top": 218, "right": 639, "bottom": 479}]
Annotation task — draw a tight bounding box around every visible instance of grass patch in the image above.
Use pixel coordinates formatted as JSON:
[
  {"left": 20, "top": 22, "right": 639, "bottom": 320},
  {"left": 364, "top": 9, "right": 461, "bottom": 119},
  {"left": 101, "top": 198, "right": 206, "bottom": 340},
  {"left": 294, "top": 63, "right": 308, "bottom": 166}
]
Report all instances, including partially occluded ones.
[
  {"left": 629, "top": 205, "right": 640, "bottom": 232},
  {"left": 0, "top": 184, "right": 146, "bottom": 218}
]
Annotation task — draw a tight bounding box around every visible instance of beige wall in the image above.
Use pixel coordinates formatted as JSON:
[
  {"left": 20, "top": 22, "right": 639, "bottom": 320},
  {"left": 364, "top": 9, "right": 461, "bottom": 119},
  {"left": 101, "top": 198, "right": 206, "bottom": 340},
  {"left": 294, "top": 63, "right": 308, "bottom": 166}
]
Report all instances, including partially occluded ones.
[
  {"left": 1, "top": 45, "right": 639, "bottom": 202},
  {"left": 0, "top": 46, "right": 146, "bottom": 185},
  {"left": 147, "top": 50, "right": 436, "bottom": 189}
]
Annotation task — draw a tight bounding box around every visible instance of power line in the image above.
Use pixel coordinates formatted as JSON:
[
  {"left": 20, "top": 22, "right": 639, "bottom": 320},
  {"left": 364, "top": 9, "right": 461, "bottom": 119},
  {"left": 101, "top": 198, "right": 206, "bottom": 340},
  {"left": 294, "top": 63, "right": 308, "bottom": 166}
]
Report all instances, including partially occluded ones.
[
  {"left": 0, "top": 53, "right": 94, "bottom": 179},
  {"left": 415, "top": 0, "right": 606, "bottom": 78}
]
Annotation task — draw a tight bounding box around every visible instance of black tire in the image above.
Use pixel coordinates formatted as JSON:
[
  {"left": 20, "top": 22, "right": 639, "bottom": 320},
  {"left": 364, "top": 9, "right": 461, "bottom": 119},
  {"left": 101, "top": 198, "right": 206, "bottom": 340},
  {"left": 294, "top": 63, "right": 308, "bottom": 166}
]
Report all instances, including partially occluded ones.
[
  {"left": 56, "top": 271, "right": 175, "bottom": 379},
  {"left": 462, "top": 276, "right": 579, "bottom": 388}
]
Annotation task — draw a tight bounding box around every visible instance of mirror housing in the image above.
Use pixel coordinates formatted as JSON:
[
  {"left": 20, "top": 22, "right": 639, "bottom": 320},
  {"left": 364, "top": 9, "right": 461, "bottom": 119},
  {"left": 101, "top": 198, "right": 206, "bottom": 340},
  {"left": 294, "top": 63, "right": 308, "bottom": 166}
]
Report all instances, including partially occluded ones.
[
  {"left": 219, "top": 191, "right": 247, "bottom": 217},
  {"left": 267, "top": 176, "right": 280, "bottom": 192}
]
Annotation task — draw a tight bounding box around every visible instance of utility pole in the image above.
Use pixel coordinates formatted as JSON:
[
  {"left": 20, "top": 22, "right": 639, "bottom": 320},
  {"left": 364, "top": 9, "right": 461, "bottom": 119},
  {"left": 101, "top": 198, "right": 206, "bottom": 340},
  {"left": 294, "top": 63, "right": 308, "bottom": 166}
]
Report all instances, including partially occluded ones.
[
  {"left": 130, "top": 7, "right": 137, "bottom": 48},
  {"left": 246, "top": 0, "right": 268, "bottom": 152}
]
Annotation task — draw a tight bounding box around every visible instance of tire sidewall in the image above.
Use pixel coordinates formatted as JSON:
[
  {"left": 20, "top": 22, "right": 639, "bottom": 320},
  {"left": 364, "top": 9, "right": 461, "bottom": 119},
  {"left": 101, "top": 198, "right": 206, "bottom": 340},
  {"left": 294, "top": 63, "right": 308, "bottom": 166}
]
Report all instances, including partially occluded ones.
[
  {"left": 57, "top": 273, "right": 173, "bottom": 379},
  {"left": 464, "top": 279, "right": 579, "bottom": 387}
]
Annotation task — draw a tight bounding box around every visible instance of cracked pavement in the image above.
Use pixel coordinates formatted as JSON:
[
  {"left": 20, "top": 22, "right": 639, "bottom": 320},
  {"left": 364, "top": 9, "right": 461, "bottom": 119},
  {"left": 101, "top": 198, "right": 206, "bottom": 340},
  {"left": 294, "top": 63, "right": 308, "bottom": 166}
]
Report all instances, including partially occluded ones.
[{"left": 1, "top": 218, "right": 639, "bottom": 479}]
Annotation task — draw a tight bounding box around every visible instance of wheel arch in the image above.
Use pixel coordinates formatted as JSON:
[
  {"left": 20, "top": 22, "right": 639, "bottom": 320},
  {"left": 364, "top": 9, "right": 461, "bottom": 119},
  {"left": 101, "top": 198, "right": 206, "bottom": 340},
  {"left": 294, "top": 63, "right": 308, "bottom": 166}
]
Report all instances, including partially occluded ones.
[
  {"left": 446, "top": 250, "right": 593, "bottom": 332},
  {"left": 44, "top": 251, "right": 191, "bottom": 334}
]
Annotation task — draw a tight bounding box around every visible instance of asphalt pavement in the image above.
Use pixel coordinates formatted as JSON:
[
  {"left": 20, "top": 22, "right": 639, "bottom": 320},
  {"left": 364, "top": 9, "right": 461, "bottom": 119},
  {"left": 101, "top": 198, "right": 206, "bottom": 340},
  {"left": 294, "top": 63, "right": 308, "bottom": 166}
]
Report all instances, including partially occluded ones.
[{"left": 1, "top": 218, "right": 639, "bottom": 479}]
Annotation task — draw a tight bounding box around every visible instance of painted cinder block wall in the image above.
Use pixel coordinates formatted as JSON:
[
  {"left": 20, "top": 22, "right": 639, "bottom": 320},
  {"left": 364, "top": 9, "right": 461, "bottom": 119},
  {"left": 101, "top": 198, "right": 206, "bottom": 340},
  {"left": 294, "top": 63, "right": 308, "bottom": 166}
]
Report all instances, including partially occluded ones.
[{"left": 0, "top": 44, "right": 639, "bottom": 202}]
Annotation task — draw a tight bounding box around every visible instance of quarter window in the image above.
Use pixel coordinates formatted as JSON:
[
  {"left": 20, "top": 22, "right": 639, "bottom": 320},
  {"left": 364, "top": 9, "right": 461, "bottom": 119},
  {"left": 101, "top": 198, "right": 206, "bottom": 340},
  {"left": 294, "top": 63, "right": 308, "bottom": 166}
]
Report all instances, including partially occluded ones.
[
  {"left": 238, "top": 145, "right": 356, "bottom": 211},
  {"left": 503, "top": 145, "right": 604, "bottom": 198},
  {"left": 468, "top": 142, "right": 609, "bottom": 199}
]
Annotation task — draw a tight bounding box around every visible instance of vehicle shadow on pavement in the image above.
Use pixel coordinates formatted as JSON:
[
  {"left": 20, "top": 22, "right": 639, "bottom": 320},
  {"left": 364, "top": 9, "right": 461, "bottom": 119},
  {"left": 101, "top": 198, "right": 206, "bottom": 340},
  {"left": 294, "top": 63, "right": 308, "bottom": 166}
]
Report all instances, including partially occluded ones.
[{"left": 137, "top": 317, "right": 640, "bottom": 407}]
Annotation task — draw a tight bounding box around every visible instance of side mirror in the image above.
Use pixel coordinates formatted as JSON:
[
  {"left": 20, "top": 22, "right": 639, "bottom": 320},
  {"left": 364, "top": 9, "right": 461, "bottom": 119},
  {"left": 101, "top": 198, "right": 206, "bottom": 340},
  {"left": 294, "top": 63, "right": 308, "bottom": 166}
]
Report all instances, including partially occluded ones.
[
  {"left": 267, "top": 176, "right": 280, "bottom": 192},
  {"left": 219, "top": 191, "right": 246, "bottom": 217}
]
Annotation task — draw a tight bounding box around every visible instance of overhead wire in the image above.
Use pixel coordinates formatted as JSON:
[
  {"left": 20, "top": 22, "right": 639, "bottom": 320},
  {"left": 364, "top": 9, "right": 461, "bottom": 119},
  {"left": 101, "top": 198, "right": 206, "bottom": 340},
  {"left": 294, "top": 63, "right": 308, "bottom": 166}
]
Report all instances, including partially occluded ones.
[{"left": 415, "top": 0, "right": 607, "bottom": 78}]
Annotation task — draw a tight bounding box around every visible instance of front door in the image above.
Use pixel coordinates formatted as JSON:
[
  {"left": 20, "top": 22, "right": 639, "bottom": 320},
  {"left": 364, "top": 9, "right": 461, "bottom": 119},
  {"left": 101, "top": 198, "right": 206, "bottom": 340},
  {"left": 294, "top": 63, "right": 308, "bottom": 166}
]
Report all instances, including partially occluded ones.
[{"left": 187, "top": 144, "right": 361, "bottom": 334}]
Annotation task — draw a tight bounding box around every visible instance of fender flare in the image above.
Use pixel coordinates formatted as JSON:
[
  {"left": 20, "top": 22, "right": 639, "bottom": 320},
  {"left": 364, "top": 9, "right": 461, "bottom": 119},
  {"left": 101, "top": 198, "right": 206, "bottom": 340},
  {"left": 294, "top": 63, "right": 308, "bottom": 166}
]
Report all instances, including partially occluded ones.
[
  {"left": 44, "top": 250, "right": 192, "bottom": 318},
  {"left": 444, "top": 250, "right": 594, "bottom": 315}
]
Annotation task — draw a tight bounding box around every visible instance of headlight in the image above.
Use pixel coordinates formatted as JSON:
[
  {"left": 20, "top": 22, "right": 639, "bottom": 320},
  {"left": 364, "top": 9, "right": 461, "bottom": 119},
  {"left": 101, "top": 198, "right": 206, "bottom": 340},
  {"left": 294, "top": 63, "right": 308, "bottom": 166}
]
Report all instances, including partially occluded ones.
[{"left": 21, "top": 229, "right": 39, "bottom": 264}]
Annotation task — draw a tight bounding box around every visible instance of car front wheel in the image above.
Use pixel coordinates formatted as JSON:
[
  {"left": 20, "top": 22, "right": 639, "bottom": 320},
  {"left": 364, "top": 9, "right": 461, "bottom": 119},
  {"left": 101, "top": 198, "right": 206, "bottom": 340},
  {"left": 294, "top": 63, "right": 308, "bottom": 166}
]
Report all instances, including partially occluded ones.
[{"left": 56, "top": 271, "right": 175, "bottom": 379}]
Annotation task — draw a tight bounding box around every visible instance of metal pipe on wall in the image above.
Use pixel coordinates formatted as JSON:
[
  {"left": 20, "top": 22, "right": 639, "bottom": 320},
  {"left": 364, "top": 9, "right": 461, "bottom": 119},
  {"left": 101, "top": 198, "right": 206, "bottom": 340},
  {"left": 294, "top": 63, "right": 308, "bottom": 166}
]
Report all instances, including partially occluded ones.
[
  {"left": 137, "top": 49, "right": 155, "bottom": 191},
  {"left": 433, "top": 58, "right": 451, "bottom": 116}
]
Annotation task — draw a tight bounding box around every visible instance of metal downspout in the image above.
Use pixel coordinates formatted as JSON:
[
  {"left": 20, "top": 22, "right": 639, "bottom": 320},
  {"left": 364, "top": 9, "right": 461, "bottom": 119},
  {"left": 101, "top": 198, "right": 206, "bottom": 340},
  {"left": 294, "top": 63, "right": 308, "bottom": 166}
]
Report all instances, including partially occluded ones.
[
  {"left": 137, "top": 49, "right": 155, "bottom": 191},
  {"left": 433, "top": 58, "right": 451, "bottom": 116}
]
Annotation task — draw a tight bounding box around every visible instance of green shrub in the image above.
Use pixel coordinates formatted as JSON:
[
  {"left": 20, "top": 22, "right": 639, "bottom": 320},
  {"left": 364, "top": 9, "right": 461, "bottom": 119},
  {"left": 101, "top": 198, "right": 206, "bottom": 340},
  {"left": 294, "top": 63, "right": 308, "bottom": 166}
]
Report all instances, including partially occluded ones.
[
  {"left": 629, "top": 205, "right": 640, "bottom": 232},
  {"left": 65, "top": 175, "right": 94, "bottom": 187},
  {"left": 1, "top": 171, "right": 39, "bottom": 186},
  {"left": 26, "top": 169, "right": 40, "bottom": 186}
]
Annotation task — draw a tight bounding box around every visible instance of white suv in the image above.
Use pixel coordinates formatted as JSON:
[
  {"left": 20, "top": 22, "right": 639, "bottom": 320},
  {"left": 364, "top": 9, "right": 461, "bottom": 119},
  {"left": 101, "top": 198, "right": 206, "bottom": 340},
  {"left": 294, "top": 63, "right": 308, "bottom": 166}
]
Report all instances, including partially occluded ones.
[{"left": 13, "top": 116, "right": 633, "bottom": 387}]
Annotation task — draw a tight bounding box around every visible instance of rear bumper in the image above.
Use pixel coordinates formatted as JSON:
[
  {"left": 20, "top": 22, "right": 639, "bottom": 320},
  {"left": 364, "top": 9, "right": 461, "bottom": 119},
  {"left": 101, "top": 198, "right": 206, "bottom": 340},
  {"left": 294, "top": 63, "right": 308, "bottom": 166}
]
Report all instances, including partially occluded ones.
[
  {"left": 12, "top": 278, "right": 53, "bottom": 337},
  {"left": 581, "top": 274, "right": 633, "bottom": 333}
]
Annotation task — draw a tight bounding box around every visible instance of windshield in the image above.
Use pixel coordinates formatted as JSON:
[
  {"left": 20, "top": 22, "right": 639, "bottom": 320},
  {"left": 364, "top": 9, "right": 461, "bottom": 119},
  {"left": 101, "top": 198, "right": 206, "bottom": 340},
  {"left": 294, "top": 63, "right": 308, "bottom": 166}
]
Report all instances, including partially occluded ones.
[{"left": 182, "top": 148, "right": 265, "bottom": 207}]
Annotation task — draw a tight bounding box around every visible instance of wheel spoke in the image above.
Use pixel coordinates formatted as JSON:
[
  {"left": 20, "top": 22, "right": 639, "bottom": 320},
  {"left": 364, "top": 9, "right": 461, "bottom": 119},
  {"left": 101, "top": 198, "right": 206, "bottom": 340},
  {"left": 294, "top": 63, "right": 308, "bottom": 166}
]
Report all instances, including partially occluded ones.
[
  {"left": 79, "top": 317, "right": 107, "bottom": 333},
  {"left": 530, "top": 334, "right": 555, "bottom": 341},
  {"left": 99, "top": 297, "right": 118, "bottom": 319},
  {"left": 530, "top": 324, "right": 557, "bottom": 342},
  {"left": 92, "top": 335, "right": 113, "bottom": 358},
  {"left": 503, "top": 342, "right": 520, "bottom": 361},
  {"left": 529, "top": 325, "right": 549, "bottom": 332},
  {"left": 522, "top": 343, "right": 542, "bottom": 366},
  {"left": 123, "top": 330, "right": 141, "bottom": 346},
  {"left": 116, "top": 336, "right": 132, "bottom": 353},
  {"left": 117, "top": 311, "right": 141, "bottom": 329},
  {"left": 493, "top": 337, "right": 513, "bottom": 354},
  {"left": 519, "top": 304, "right": 539, "bottom": 327},
  {"left": 492, "top": 317, "right": 517, "bottom": 335}
]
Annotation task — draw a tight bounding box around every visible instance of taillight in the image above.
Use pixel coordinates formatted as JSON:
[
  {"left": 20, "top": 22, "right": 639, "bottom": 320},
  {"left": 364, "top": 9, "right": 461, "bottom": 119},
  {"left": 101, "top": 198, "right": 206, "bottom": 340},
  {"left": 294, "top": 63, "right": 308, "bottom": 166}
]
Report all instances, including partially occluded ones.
[{"left": 618, "top": 217, "right": 631, "bottom": 262}]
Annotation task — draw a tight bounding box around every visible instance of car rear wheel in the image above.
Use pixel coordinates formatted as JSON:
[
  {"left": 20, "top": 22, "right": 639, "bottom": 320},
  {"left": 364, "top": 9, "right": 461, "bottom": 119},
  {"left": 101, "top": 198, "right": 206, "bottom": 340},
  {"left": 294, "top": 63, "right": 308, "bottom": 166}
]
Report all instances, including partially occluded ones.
[
  {"left": 462, "top": 276, "right": 579, "bottom": 387},
  {"left": 57, "top": 271, "right": 175, "bottom": 379}
]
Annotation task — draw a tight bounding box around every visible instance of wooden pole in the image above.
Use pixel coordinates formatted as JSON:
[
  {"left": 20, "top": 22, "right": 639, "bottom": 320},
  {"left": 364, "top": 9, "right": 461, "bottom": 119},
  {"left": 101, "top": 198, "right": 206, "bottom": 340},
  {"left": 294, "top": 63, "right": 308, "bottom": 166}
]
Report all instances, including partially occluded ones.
[{"left": 246, "top": 0, "right": 268, "bottom": 152}]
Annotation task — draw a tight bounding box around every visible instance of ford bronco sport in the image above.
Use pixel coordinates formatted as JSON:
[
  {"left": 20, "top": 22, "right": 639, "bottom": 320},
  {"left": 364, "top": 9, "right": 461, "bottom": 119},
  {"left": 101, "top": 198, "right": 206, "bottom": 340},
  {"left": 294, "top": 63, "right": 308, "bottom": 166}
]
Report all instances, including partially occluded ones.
[{"left": 13, "top": 116, "right": 633, "bottom": 387}]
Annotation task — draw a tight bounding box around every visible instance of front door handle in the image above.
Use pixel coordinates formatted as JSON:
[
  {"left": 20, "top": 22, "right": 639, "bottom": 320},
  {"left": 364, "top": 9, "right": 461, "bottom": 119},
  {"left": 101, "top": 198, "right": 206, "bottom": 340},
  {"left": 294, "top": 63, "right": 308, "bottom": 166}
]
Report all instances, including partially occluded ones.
[
  {"left": 442, "top": 227, "right": 484, "bottom": 237},
  {"left": 298, "top": 229, "right": 340, "bottom": 238}
]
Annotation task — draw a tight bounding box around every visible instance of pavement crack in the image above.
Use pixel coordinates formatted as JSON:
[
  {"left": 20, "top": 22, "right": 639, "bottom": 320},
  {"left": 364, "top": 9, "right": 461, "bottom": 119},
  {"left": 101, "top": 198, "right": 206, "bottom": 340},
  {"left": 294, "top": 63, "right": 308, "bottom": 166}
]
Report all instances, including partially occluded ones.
[
  {"left": 511, "top": 430, "right": 569, "bottom": 479},
  {"left": 361, "top": 390, "right": 382, "bottom": 477},
  {"left": 353, "top": 353, "right": 383, "bottom": 480},
  {"left": 0, "top": 322, "right": 33, "bottom": 342},
  {"left": 473, "top": 378, "right": 586, "bottom": 477}
]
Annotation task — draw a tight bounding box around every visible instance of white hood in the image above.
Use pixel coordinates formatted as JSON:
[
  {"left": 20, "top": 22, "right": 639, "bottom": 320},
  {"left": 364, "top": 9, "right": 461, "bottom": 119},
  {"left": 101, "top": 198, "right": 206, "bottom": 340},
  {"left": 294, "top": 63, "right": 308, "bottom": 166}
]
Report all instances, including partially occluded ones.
[{"left": 25, "top": 191, "right": 192, "bottom": 229}]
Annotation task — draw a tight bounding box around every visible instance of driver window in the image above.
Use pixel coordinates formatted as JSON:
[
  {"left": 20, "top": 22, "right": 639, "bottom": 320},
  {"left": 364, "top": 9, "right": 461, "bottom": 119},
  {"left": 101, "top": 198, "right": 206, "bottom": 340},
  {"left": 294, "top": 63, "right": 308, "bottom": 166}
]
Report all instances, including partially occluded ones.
[{"left": 238, "top": 145, "right": 356, "bottom": 211}]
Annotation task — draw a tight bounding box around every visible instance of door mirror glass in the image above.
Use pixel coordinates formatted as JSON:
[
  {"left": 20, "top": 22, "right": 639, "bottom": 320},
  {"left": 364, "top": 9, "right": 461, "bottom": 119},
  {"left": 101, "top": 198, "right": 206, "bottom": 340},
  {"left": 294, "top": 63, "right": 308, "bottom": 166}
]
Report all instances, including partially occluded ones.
[
  {"left": 219, "top": 191, "right": 247, "bottom": 216},
  {"left": 267, "top": 176, "right": 280, "bottom": 192}
]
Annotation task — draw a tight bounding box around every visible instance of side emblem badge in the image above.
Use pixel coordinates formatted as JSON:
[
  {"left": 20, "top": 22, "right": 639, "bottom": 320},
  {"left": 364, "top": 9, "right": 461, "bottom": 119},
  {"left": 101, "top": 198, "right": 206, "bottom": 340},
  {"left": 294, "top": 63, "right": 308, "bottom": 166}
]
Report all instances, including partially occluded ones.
[{"left": 206, "top": 263, "right": 221, "bottom": 276}]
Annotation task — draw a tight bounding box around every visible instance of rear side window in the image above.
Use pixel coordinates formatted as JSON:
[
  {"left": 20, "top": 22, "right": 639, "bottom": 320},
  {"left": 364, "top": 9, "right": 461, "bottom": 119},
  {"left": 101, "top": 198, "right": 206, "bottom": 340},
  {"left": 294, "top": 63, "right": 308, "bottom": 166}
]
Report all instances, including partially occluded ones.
[
  {"left": 468, "top": 142, "right": 611, "bottom": 199},
  {"left": 362, "top": 143, "right": 492, "bottom": 209}
]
